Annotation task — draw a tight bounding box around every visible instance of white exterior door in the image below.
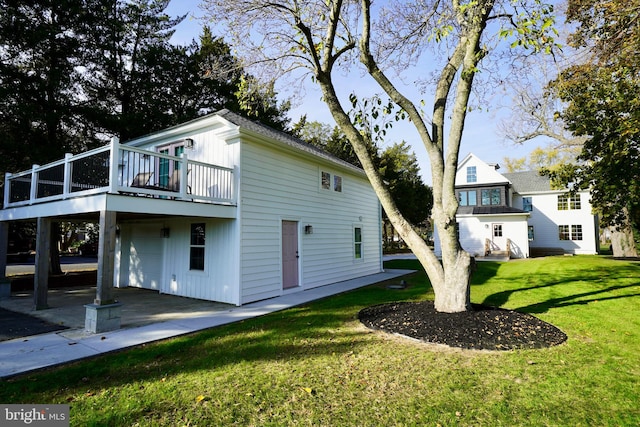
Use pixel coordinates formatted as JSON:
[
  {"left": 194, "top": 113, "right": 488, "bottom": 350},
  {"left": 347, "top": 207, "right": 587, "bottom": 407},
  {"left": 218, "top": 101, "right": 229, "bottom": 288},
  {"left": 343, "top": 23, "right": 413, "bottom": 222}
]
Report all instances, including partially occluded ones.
[
  {"left": 492, "top": 223, "right": 506, "bottom": 250},
  {"left": 282, "top": 220, "right": 299, "bottom": 289},
  {"left": 128, "top": 224, "right": 164, "bottom": 290}
]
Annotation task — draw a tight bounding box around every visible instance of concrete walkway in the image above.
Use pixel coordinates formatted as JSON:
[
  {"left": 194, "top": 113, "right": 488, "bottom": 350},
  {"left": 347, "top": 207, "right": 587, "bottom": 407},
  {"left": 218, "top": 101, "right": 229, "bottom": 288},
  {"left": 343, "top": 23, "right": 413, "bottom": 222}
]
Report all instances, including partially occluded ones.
[{"left": 0, "top": 269, "right": 413, "bottom": 378}]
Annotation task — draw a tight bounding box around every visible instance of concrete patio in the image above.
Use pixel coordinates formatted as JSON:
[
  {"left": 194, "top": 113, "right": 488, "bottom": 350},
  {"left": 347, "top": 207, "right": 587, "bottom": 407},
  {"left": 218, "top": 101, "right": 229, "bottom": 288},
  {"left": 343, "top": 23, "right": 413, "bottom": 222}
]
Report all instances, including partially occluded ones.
[{"left": 0, "top": 268, "right": 414, "bottom": 378}]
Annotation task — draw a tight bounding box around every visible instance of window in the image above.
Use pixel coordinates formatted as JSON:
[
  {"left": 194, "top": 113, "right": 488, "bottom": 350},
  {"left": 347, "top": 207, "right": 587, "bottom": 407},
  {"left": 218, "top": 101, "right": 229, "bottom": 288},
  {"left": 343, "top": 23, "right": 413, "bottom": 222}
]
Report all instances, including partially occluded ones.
[
  {"left": 528, "top": 225, "right": 534, "bottom": 241},
  {"left": 571, "top": 225, "right": 583, "bottom": 240},
  {"left": 523, "top": 197, "right": 532, "bottom": 212},
  {"left": 190, "top": 223, "right": 206, "bottom": 270},
  {"left": 558, "top": 194, "right": 581, "bottom": 210},
  {"left": 466, "top": 166, "right": 477, "bottom": 183},
  {"left": 354, "top": 227, "right": 362, "bottom": 259},
  {"left": 458, "top": 190, "right": 477, "bottom": 206},
  {"left": 334, "top": 175, "right": 342, "bottom": 192},
  {"left": 481, "top": 188, "right": 501, "bottom": 206},
  {"left": 558, "top": 225, "right": 570, "bottom": 240},
  {"left": 570, "top": 194, "right": 581, "bottom": 210},
  {"left": 321, "top": 171, "right": 331, "bottom": 190},
  {"left": 493, "top": 224, "right": 503, "bottom": 237},
  {"left": 321, "top": 171, "right": 343, "bottom": 192}
]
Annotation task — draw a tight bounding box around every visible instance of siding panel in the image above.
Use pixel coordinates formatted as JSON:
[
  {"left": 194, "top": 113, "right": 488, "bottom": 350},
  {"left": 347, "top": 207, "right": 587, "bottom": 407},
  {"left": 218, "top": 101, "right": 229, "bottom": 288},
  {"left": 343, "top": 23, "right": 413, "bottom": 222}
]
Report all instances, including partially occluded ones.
[{"left": 239, "top": 141, "right": 381, "bottom": 304}]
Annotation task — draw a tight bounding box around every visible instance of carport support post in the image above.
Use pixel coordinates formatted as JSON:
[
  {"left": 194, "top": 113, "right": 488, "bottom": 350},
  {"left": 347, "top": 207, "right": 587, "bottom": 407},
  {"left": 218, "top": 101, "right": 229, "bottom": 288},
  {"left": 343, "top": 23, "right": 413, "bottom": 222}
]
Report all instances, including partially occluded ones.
[
  {"left": 0, "top": 222, "right": 10, "bottom": 299},
  {"left": 34, "top": 217, "right": 51, "bottom": 310},
  {"left": 85, "top": 210, "right": 121, "bottom": 333}
]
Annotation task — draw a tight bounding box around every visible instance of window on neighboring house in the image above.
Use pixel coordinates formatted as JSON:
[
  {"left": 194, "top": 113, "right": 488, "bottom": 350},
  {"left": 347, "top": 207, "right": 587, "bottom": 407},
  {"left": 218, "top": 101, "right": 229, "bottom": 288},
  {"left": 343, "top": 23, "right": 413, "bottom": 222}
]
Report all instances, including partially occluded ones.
[
  {"left": 528, "top": 225, "right": 534, "bottom": 241},
  {"left": 570, "top": 194, "right": 581, "bottom": 209},
  {"left": 354, "top": 227, "right": 362, "bottom": 259},
  {"left": 458, "top": 190, "right": 477, "bottom": 206},
  {"left": 523, "top": 197, "right": 532, "bottom": 212},
  {"left": 466, "top": 166, "right": 477, "bottom": 183},
  {"left": 321, "top": 171, "right": 331, "bottom": 190},
  {"left": 558, "top": 225, "right": 570, "bottom": 240},
  {"left": 190, "top": 223, "right": 206, "bottom": 270},
  {"left": 558, "top": 194, "right": 581, "bottom": 210},
  {"left": 481, "top": 188, "right": 501, "bottom": 206},
  {"left": 334, "top": 175, "right": 342, "bottom": 192},
  {"left": 571, "top": 225, "right": 583, "bottom": 240}
]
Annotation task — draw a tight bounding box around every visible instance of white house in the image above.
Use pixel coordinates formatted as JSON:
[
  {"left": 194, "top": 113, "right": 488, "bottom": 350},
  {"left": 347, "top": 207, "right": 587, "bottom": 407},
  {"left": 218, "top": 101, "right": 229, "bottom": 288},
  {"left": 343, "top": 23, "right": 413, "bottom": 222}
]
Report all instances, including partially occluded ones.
[
  {"left": 434, "top": 153, "right": 599, "bottom": 259},
  {"left": 0, "top": 110, "right": 383, "bottom": 332}
]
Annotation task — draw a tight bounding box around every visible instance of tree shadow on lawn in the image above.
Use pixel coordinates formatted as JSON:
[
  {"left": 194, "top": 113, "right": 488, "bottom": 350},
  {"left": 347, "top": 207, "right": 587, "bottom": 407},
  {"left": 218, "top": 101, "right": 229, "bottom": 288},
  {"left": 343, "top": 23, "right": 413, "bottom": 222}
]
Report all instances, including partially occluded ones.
[
  {"left": 513, "top": 284, "right": 640, "bottom": 314},
  {"left": 483, "top": 277, "right": 640, "bottom": 314},
  {"left": 1, "top": 283, "right": 424, "bottom": 397}
]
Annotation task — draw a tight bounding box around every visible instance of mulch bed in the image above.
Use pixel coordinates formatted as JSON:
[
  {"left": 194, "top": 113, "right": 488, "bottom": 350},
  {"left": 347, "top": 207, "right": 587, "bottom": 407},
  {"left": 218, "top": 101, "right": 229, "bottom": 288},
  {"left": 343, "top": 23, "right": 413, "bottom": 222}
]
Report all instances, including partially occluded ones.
[
  {"left": 358, "top": 301, "right": 567, "bottom": 351},
  {"left": 0, "top": 308, "right": 68, "bottom": 342}
]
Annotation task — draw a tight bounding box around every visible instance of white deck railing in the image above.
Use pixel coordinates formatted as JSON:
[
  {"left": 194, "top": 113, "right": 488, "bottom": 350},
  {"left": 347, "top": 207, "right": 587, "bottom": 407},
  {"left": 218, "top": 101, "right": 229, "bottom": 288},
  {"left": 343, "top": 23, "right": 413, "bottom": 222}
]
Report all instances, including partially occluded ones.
[{"left": 3, "top": 138, "right": 235, "bottom": 208}]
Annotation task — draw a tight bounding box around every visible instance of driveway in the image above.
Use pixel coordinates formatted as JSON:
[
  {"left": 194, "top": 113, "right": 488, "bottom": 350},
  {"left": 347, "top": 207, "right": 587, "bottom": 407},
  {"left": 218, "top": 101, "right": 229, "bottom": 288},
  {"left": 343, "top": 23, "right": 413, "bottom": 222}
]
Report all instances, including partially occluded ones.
[{"left": 6, "top": 255, "right": 97, "bottom": 276}]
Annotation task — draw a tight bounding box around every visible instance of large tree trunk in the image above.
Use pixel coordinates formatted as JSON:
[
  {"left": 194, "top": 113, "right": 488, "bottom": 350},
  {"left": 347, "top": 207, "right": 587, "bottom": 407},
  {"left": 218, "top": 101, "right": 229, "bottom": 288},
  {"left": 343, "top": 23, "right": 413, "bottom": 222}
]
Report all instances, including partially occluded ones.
[{"left": 610, "top": 212, "right": 638, "bottom": 257}]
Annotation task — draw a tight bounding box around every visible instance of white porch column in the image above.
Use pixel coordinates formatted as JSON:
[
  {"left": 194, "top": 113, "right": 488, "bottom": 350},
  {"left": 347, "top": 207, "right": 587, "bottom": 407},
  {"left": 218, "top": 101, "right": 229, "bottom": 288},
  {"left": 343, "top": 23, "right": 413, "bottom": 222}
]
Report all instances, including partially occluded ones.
[
  {"left": 85, "top": 210, "right": 121, "bottom": 333},
  {"left": 0, "top": 222, "right": 10, "bottom": 299},
  {"left": 34, "top": 217, "right": 51, "bottom": 310}
]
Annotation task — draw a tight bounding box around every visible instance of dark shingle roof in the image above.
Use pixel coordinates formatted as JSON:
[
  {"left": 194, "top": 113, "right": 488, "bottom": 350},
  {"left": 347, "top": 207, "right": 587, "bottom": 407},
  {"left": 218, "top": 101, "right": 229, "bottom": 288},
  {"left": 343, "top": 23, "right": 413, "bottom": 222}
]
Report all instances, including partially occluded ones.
[
  {"left": 457, "top": 206, "right": 528, "bottom": 215},
  {"left": 502, "top": 171, "right": 552, "bottom": 193}
]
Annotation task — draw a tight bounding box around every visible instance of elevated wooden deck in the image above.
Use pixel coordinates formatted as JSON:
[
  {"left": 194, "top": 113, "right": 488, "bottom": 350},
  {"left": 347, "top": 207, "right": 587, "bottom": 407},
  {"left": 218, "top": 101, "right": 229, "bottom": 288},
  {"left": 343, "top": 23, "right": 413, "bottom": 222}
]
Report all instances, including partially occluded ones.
[{"left": 2, "top": 138, "right": 236, "bottom": 220}]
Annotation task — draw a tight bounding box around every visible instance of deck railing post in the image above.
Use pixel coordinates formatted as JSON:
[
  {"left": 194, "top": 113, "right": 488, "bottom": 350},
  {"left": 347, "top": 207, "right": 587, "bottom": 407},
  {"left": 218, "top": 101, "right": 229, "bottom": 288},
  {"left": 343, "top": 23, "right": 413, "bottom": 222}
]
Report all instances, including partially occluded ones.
[
  {"left": 3, "top": 173, "right": 10, "bottom": 207},
  {"left": 29, "top": 164, "right": 39, "bottom": 204},
  {"left": 63, "top": 153, "right": 73, "bottom": 199},
  {"left": 179, "top": 153, "right": 188, "bottom": 199},
  {"left": 233, "top": 165, "right": 239, "bottom": 204},
  {"left": 108, "top": 137, "right": 120, "bottom": 194}
]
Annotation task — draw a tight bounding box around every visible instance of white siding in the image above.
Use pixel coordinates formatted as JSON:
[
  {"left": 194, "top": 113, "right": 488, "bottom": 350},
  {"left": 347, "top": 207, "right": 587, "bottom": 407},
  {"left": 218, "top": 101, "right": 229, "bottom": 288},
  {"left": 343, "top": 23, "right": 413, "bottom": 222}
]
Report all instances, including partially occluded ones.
[
  {"left": 524, "top": 191, "right": 598, "bottom": 254},
  {"left": 130, "top": 120, "right": 238, "bottom": 170},
  {"left": 456, "top": 154, "right": 507, "bottom": 186},
  {"left": 239, "top": 140, "right": 381, "bottom": 304},
  {"left": 434, "top": 214, "right": 530, "bottom": 258},
  {"left": 116, "top": 218, "right": 240, "bottom": 304}
]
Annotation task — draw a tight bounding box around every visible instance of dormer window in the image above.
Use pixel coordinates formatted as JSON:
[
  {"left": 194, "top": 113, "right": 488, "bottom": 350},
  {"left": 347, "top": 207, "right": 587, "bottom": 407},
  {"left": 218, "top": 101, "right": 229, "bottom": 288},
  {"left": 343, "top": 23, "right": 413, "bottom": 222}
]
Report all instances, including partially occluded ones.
[{"left": 466, "top": 166, "right": 477, "bottom": 183}]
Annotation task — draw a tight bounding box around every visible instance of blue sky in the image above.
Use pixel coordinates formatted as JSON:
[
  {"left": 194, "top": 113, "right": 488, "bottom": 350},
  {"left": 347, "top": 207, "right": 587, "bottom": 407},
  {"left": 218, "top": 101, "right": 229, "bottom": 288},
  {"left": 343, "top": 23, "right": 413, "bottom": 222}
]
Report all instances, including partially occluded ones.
[{"left": 165, "top": 1, "right": 538, "bottom": 183}]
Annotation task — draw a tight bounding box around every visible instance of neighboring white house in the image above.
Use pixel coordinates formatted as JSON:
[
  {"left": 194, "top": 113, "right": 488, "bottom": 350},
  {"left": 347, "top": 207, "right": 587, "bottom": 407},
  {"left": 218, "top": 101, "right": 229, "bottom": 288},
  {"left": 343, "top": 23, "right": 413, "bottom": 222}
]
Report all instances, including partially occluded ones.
[
  {"left": 434, "top": 153, "right": 599, "bottom": 259},
  {"left": 0, "top": 110, "right": 383, "bottom": 331}
]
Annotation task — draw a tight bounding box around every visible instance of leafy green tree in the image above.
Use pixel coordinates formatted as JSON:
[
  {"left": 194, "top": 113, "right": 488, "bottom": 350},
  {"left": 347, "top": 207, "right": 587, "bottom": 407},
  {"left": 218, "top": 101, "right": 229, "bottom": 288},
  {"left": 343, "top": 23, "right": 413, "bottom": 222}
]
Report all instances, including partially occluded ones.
[
  {"left": 548, "top": 0, "right": 640, "bottom": 257},
  {"left": 203, "top": 0, "right": 558, "bottom": 312},
  {"left": 0, "top": 0, "right": 101, "bottom": 173},
  {"left": 81, "top": 0, "right": 187, "bottom": 140}
]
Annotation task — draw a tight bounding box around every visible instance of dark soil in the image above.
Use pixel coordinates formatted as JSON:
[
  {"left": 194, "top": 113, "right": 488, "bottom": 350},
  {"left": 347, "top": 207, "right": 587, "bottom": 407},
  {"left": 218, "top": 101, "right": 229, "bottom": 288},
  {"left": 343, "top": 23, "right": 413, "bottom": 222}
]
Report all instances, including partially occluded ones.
[
  {"left": 358, "top": 301, "right": 567, "bottom": 351},
  {"left": 9, "top": 271, "right": 97, "bottom": 291},
  {"left": 0, "top": 308, "right": 67, "bottom": 342}
]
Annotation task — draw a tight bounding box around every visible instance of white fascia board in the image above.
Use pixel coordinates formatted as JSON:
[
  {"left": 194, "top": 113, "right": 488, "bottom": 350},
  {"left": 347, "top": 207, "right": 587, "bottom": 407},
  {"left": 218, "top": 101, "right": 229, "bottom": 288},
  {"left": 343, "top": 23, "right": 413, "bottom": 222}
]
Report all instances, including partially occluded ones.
[{"left": 123, "top": 115, "right": 233, "bottom": 147}]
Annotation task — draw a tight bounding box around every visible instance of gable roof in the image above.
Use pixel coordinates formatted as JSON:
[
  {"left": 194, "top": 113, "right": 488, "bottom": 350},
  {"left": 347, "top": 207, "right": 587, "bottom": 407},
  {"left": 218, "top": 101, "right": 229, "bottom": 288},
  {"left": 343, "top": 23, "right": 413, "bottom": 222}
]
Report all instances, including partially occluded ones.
[
  {"left": 216, "top": 110, "right": 364, "bottom": 174},
  {"left": 456, "top": 153, "right": 508, "bottom": 186},
  {"left": 124, "top": 109, "right": 364, "bottom": 176},
  {"left": 502, "top": 171, "right": 552, "bottom": 193}
]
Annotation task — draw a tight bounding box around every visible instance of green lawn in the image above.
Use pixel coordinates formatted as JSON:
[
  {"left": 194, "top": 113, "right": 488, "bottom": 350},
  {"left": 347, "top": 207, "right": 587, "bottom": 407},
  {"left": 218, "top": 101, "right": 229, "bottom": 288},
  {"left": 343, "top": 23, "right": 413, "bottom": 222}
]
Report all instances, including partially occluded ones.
[{"left": 1, "top": 256, "right": 639, "bottom": 426}]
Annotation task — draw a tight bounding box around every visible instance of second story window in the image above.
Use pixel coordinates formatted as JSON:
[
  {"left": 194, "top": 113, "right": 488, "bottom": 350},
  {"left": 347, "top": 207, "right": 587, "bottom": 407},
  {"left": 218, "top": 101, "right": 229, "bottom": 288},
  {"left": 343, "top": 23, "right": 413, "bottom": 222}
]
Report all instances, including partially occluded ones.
[
  {"left": 481, "top": 188, "right": 501, "bottom": 206},
  {"left": 458, "top": 190, "right": 477, "bottom": 206},
  {"left": 466, "top": 166, "right": 477, "bottom": 183},
  {"left": 523, "top": 197, "right": 532, "bottom": 212},
  {"left": 558, "top": 193, "right": 581, "bottom": 210}
]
